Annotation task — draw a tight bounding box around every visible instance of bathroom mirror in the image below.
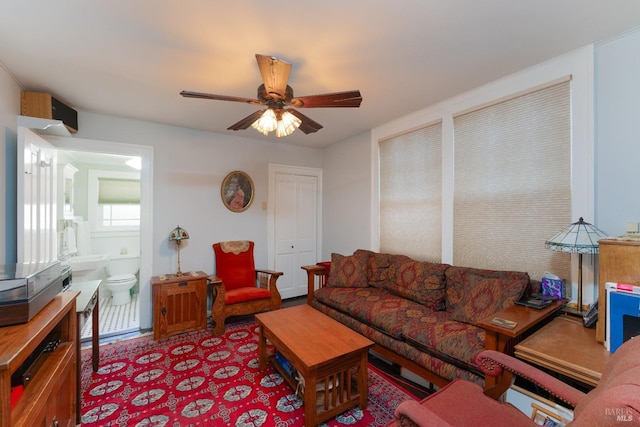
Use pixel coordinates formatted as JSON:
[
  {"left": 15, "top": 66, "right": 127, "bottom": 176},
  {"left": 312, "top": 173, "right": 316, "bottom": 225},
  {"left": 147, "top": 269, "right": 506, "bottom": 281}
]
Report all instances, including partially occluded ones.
[{"left": 61, "top": 164, "right": 78, "bottom": 220}]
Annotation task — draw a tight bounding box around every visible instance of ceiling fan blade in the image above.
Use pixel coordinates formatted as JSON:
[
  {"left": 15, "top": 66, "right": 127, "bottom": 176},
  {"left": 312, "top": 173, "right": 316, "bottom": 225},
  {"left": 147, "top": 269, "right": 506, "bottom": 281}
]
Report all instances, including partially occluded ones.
[
  {"left": 227, "top": 110, "right": 264, "bottom": 131},
  {"left": 180, "top": 90, "right": 261, "bottom": 105},
  {"left": 287, "top": 109, "right": 323, "bottom": 134},
  {"left": 255, "top": 54, "right": 291, "bottom": 100},
  {"left": 290, "top": 90, "right": 362, "bottom": 108}
]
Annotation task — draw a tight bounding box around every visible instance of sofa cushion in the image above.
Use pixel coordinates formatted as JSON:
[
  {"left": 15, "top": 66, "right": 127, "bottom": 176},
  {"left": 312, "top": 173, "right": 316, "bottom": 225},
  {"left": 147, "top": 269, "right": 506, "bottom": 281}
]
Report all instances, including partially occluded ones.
[
  {"left": 314, "top": 286, "right": 432, "bottom": 339},
  {"left": 386, "top": 260, "right": 449, "bottom": 310},
  {"left": 402, "top": 314, "right": 486, "bottom": 375},
  {"left": 354, "top": 250, "right": 414, "bottom": 291},
  {"left": 354, "top": 249, "right": 392, "bottom": 288},
  {"left": 445, "top": 266, "right": 529, "bottom": 326},
  {"left": 326, "top": 252, "right": 368, "bottom": 288}
]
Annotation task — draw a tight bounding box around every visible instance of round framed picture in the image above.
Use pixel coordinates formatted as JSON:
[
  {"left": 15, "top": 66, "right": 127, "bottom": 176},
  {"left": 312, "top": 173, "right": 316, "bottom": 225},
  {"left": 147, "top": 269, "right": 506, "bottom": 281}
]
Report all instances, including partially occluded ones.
[{"left": 221, "top": 171, "right": 254, "bottom": 212}]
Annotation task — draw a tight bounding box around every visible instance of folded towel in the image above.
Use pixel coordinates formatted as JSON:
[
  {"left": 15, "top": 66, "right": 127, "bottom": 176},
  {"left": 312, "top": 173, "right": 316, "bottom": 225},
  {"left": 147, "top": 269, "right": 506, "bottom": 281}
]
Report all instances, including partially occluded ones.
[{"left": 63, "top": 226, "right": 77, "bottom": 253}]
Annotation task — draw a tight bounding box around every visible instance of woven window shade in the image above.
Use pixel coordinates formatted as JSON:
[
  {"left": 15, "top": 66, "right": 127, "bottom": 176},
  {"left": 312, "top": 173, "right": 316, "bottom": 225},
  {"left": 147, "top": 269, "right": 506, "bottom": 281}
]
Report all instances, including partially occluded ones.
[
  {"left": 98, "top": 178, "right": 141, "bottom": 204},
  {"left": 379, "top": 123, "right": 442, "bottom": 262},
  {"left": 452, "top": 81, "right": 571, "bottom": 280}
]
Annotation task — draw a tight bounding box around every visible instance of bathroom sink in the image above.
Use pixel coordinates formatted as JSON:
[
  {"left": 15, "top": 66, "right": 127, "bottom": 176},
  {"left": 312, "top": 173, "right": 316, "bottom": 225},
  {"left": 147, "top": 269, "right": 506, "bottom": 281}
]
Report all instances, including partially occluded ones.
[{"left": 62, "top": 254, "right": 109, "bottom": 272}]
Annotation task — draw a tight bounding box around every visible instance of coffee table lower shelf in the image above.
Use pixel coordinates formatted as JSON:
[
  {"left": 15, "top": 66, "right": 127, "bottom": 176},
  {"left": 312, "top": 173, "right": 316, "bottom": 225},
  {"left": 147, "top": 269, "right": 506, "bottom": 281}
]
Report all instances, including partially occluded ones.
[{"left": 268, "top": 353, "right": 363, "bottom": 423}]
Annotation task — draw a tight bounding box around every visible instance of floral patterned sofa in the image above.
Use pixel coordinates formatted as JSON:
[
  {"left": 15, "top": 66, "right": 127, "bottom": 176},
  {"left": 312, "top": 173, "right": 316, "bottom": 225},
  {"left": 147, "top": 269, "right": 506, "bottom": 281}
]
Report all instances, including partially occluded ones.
[{"left": 303, "top": 249, "right": 536, "bottom": 388}]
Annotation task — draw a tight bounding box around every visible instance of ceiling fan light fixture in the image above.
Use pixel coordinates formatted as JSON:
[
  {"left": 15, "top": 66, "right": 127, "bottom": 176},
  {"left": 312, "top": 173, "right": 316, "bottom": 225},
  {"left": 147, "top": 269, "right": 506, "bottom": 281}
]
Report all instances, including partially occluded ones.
[
  {"left": 276, "top": 110, "right": 301, "bottom": 137},
  {"left": 251, "top": 108, "right": 301, "bottom": 137},
  {"left": 251, "top": 108, "right": 278, "bottom": 135}
]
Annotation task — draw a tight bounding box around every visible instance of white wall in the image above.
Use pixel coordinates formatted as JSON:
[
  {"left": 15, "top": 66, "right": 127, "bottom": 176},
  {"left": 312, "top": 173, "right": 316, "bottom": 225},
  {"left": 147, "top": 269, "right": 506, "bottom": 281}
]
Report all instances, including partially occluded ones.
[
  {"left": 321, "top": 131, "right": 373, "bottom": 259},
  {"left": 595, "top": 28, "right": 640, "bottom": 235},
  {"left": 0, "top": 65, "right": 21, "bottom": 264}
]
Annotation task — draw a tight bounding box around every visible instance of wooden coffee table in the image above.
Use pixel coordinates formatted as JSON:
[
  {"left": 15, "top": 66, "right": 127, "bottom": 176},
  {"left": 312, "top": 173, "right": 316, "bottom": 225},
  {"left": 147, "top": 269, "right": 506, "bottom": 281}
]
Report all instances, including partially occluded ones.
[{"left": 255, "top": 305, "right": 374, "bottom": 426}]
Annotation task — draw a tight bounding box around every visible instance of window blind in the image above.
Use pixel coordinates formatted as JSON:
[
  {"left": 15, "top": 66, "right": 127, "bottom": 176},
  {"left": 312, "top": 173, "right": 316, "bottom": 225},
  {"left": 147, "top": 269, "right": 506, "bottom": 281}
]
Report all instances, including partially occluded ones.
[
  {"left": 452, "top": 81, "right": 571, "bottom": 280},
  {"left": 379, "top": 123, "right": 442, "bottom": 262},
  {"left": 98, "top": 178, "right": 141, "bottom": 204}
]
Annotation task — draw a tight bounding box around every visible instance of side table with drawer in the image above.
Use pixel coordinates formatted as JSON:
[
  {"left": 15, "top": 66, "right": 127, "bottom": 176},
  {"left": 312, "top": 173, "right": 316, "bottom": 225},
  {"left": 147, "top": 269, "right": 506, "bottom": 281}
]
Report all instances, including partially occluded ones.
[
  {"left": 68, "top": 279, "right": 101, "bottom": 424},
  {"left": 151, "top": 271, "right": 208, "bottom": 340}
]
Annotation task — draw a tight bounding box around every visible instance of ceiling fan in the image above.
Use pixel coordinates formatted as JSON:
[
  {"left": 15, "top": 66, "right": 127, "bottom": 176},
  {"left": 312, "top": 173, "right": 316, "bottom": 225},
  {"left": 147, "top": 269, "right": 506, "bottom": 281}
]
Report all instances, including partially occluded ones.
[{"left": 180, "top": 54, "right": 362, "bottom": 137}]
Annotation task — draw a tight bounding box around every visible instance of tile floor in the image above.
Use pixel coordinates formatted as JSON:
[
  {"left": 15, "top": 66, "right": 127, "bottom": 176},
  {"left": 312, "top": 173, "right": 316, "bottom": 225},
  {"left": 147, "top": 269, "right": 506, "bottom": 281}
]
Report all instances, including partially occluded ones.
[{"left": 81, "top": 293, "right": 140, "bottom": 341}]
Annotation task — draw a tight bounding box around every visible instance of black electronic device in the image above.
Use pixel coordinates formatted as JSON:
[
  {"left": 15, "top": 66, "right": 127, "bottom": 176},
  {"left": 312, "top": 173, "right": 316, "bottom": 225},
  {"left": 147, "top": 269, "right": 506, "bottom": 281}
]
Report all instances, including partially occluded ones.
[
  {"left": 11, "top": 331, "right": 61, "bottom": 387},
  {"left": 583, "top": 301, "right": 598, "bottom": 328},
  {"left": 514, "top": 295, "right": 553, "bottom": 310}
]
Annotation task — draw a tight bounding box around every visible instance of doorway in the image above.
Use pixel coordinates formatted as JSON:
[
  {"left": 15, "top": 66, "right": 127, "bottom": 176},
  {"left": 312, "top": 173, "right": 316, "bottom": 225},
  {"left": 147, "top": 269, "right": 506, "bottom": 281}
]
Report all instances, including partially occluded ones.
[
  {"left": 16, "top": 122, "right": 154, "bottom": 337},
  {"left": 268, "top": 164, "right": 322, "bottom": 299},
  {"left": 52, "top": 140, "right": 153, "bottom": 337},
  {"left": 60, "top": 149, "right": 143, "bottom": 340}
]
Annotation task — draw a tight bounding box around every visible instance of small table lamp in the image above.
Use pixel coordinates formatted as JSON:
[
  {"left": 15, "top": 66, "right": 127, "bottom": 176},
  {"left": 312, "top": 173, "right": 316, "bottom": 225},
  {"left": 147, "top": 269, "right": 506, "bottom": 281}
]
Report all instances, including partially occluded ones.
[
  {"left": 545, "top": 217, "right": 608, "bottom": 314},
  {"left": 169, "top": 225, "right": 189, "bottom": 276}
]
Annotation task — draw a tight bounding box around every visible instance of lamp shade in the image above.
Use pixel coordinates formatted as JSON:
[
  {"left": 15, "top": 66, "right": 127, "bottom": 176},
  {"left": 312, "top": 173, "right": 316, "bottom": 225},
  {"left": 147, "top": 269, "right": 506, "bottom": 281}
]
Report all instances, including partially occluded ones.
[
  {"left": 545, "top": 217, "right": 608, "bottom": 254},
  {"left": 169, "top": 225, "right": 189, "bottom": 241},
  {"left": 251, "top": 108, "right": 301, "bottom": 137}
]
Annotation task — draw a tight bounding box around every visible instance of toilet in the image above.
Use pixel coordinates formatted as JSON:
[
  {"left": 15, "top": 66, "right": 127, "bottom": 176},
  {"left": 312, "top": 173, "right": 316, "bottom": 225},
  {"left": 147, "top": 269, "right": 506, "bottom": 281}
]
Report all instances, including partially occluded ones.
[{"left": 105, "top": 254, "right": 140, "bottom": 306}]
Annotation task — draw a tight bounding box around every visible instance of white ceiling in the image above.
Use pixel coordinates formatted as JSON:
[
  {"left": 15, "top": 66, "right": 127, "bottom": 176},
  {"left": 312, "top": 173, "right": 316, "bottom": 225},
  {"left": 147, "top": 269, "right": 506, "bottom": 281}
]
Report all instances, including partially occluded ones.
[{"left": 2, "top": 1, "right": 639, "bottom": 149}]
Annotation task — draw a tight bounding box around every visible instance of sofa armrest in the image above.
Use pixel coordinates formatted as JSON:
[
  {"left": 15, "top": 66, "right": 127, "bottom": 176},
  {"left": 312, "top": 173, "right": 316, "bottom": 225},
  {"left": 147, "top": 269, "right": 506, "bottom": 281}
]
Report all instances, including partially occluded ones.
[
  {"left": 301, "top": 264, "right": 328, "bottom": 305},
  {"left": 393, "top": 400, "right": 453, "bottom": 427},
  {"left": 477, "top": 350, "right": 586, "bottom": 408}
]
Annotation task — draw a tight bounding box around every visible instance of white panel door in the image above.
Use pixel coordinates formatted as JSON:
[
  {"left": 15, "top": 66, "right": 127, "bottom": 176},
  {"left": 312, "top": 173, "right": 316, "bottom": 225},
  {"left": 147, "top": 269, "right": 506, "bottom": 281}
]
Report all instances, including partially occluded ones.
[
  {"left": 17, "top": 127, "right": 57, "bottom": 264},
  {"left": 269, "top": 165, "right": 322, "bottom": 299}
]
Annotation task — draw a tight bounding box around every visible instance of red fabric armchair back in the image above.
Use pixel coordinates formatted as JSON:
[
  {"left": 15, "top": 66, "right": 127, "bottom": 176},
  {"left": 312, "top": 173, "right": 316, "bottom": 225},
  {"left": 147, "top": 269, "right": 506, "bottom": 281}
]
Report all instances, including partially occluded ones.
[{"left": 213, "top": 241, "right": 256, "bottom": 291}]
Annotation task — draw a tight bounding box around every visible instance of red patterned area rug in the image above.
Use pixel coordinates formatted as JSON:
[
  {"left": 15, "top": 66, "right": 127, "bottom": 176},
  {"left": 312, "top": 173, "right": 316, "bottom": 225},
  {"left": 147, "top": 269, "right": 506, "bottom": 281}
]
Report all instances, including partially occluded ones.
[{"left": 80, "top": 319, "right": 416, "bottom": 426}]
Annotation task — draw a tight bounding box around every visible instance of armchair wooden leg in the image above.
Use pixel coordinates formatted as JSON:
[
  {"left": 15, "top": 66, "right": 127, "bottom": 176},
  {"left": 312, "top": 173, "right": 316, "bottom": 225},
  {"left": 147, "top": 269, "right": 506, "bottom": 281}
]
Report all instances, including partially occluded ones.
[{"left": 212, "top": 315, "right": 225, "bottom": 335}]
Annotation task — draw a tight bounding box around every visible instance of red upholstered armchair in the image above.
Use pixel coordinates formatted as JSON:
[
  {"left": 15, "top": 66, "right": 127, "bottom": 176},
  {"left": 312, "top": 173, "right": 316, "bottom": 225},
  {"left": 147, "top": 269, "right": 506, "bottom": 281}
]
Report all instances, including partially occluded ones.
[
  {"left": 388, "top": 335, "right": 640, "bottom": 426},
  {"left": 210, "top": 241, "right": 283, "bottom": 335}
]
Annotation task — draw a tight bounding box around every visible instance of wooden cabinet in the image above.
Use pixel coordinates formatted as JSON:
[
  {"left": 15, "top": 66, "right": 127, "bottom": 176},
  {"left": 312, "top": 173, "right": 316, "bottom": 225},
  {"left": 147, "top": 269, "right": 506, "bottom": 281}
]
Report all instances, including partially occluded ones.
[
  {"left": 596, "top": 239, "right": 640, "bottom": 343},
  {"left": 0, "top": 291, "right": 78, "bottom": 427},
  {"left": 20, "top": 92, "right": 78, "bottom": 133},
  {"left": 152, "top": 272, "right": 208, "bottom": 340}
]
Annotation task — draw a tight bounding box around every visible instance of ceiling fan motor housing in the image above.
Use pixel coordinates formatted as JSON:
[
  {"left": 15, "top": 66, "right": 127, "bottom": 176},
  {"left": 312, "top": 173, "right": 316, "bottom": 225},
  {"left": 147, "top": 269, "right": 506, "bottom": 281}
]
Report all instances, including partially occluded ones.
[{"left": 257, "top": 84, "right": 294, "bottom": 105}]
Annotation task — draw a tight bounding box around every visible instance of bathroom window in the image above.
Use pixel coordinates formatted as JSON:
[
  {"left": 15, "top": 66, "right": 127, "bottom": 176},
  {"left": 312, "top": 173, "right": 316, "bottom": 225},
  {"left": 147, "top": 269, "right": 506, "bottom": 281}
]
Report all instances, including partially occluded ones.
[
  {"left": 89, "top": 170, "right": 141, "bottom": 231},
  {"left": 98, "top": 177, "right": 141, "bottom": 227},
  {"left": 100, "top": 204, "right": 140, "bottom": 227}
]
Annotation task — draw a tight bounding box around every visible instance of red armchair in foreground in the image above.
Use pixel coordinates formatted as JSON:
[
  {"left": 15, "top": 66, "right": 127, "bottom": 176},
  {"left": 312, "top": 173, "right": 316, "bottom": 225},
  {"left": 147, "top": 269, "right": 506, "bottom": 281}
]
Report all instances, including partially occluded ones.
[
  {"left": 388, "top": 335, "right": 640, "bottom": 426},
  {"left": 211, "top": 241, "right": 283, "bottom": 335}
]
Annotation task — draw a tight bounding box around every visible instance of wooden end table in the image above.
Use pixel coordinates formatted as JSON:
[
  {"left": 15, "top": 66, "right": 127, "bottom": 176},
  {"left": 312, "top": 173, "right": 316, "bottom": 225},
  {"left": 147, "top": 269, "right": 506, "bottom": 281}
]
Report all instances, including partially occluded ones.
[
  {"left": 255, "top": 305, "right": 374, "bottom": 426},
  {"left": 151, "top": 271, "right": 208, "bottom": 340},
  {"left": 477, "top": 299, "right": 564, "bottom": 398},
  {"left": 515, "top": 315, "right": 610, "bottom": 388}
]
